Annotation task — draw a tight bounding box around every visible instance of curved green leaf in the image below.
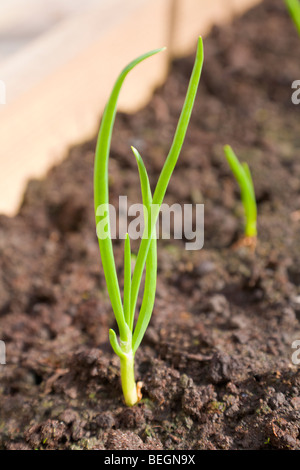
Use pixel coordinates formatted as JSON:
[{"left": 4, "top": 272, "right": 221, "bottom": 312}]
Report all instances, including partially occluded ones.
[
  {"left": 285, "top": 0, "right": 300, "bottom": 36},
  {"left": 224, "top": 145, "right": 257, "bottom": 238},
  {"left": 123, "top": 233, "right": 132, "bottom": 327},
  {"left": 130, "top": 37, "right": 204, "bottom": 319},
  {"left": 109, "top": 328, "right": 126, "bottom": 359},
  {"left": 130, "top": 147, "right": 157, "bottom": 353},
  {"left": 94, "top": 47, "right": 165, "bottom": 340}
]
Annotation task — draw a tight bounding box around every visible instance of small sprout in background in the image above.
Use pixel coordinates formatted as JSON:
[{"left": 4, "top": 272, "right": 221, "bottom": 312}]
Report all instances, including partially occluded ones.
[
  {"left": 285, "top": 0, "right": 300, "bottom": 36},
  {"left": 224, "top": 145, "right": 257, "bottom": 249},
  {"left": 94, "top": 38, "right": 204, "bottom": 406}
]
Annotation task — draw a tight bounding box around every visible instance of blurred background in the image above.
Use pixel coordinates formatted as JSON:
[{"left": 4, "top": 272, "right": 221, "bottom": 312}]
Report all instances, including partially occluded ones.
[
  {"left": 0, "top": 0, "right": 260, "bottom": 216},
  {"left": 0, "top": 0, "right": 106, "bottom": 61}
]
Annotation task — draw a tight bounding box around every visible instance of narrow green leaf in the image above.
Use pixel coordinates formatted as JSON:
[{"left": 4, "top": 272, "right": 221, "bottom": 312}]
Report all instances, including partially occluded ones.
[
  {"left": 224, "top": 144, "right": 246, "bottom": 184},
  {"left": 94, "top": 47, "right": 165, "bottom": 341},
  {"left": 224, "top": 145, "right": 257, "bottom": 238},
  {"left": 130, "top": 147, "right": 157, "bottom": 351},
  {"left": 132, "top": 237, "right": 157, "bottom": 354},
  {"left": 109, "top": 328, "right": 126, "bottom": 359},
  {"left": 131, "top": 146, "right": 152, "bottom": 239},
  {"left": 123, "top": 233, "right": 132, "bottom": 327},
  {"left": 130, "top": 37, "right": 204, "bottom": 320},
  {"left": 242, "top": 162, "right": 255, "bottom": 200},
  {"left": 285, "top": 0, "right": 300, "bottom": 36}
]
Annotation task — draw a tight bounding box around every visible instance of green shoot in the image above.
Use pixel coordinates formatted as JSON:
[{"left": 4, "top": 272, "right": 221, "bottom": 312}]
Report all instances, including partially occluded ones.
[
  {"left": 285, "top": 0, "right": 300, "bottom": 36},
  {"left": 94, "top": 38, "right": 204, "bottom": 406},
  {"left": 224, "top": 145, "right": 257, "bottom": 239}
]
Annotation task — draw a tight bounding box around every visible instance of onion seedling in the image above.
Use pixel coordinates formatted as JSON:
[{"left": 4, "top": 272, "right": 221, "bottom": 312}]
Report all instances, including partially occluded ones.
[
  {"left": 224, "top": 145, "right": 257, "bottom": 241},
  {"left": 285, "top": 0, "right": 300, "bottom": 36},
  {"left": 94, "top": 38, "right": 204, "bottom": 406}
]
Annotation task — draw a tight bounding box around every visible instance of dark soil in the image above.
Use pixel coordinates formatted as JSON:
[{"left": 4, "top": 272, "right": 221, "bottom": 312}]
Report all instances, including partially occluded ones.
[{"left": 1, "top": 0, "right": 300, "bottom": 450}]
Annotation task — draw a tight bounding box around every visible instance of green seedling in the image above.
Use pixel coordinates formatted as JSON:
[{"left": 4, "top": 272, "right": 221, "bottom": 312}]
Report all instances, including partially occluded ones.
[
  {"left": 285, "top": 0, "right": 300, "bottom": 36},
  {"left": 94, "top": 38, "right": 204, "bottom": 406},
  {"left": 224, "top": 145, "right": 257, "bottom": 240}
]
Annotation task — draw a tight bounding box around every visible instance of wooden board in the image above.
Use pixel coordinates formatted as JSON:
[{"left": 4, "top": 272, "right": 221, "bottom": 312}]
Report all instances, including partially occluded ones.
[{"left": 0, "top": 0, "right": 261, "bottom": 215}]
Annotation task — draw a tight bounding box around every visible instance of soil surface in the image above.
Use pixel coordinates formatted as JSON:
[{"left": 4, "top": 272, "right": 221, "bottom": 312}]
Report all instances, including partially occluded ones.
[{"left": 1, "top": 0, "right": 300, "bottom": 450}]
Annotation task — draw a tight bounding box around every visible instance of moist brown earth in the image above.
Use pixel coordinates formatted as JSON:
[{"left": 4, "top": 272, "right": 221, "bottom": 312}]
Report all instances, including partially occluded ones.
[{"left": 1, "top": 0, "right": 300, "bottom": 450}]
